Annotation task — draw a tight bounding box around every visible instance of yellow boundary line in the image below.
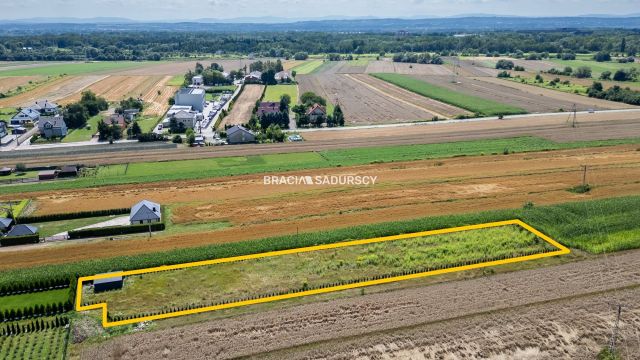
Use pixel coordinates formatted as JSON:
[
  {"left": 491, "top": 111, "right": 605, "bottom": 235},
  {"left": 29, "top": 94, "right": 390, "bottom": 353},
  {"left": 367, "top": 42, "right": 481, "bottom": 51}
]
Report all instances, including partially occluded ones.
[{"left": 76, "top": 219, "right": 570, "bottom": 327}]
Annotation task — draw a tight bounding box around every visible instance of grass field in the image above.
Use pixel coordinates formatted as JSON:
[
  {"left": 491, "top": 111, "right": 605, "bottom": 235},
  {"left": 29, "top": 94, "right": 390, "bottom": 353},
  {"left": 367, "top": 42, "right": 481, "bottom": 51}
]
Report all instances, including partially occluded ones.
[
  {"left": 0, "top": 61, "right": 154, "bottom": 77},
  {"left": 0, "top": 326, "right": 68, "bottom": 360},
  {"left": 136, "top": 116, "right": 161, "bottom": 133},
  {"left": 166, "top": 75, "right": 184, "bottom": 86},
  {"left": 61, "top": 114, "right": 102, "bottom": 143},
  {"left": 33, "top": 215, "right": 117, "bottom": 237},
  {"left": 0, "top": 107, "right": 17, "bottom": 120},
  {"left": 548, "top": 58, "right": 640, "bottom": 77},
  {"left": 263, "top": 84, "right": 298, "bottom": 104},
  {"left": 83, "top": 224, "right": 553, "bottom": 318},
  {"left": 291, "top": 60, "right": 325, "bottom": 75},
  {"left": 371, "top": 73, "right": 526, "bottom": 116},
  {"left": 2, "top": 194, "right": 639, "bottom": 292},
  {"left": 0, "top": 289, "right": 69, "bottom": 313},
  {"left": 3, "top": 136, "right": 639, "bottom": 195},
  {"left": 509, "top": 76, "right": 588, "bottom": 96}
]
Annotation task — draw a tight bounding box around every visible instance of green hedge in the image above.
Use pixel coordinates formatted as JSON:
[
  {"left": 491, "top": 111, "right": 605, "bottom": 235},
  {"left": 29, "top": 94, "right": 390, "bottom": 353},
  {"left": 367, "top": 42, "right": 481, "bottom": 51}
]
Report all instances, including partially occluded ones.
[
  {"left": 0, "top": 234, "right": 40, "bottom": 247},
  {"left": 67, "top": 222, "right": 165, "bottom": 239},
  {"left": 17, "top": 208, "right": 130, "bottom": 223}
]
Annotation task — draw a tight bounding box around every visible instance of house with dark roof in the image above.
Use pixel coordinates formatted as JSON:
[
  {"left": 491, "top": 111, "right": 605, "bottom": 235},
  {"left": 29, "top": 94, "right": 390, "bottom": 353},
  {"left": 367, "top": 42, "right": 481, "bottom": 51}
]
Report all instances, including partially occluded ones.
[
  {"left": 10, "top": 107, "right": 40, "bottom": 125},
  {"left": 38, "top": 115, "right": 68, "bottom": 138},
  {"left": 306, "top": 103, "right": 327, "bottom": 123},
  {"left": 108, "top": 114, "right": 127, "bottom": 130},
  {"left": 59, "top": 165, "right": 78, "bottom": 178},
  {"left": 33, "top": 100, "right": 59, "bottom": 116},
  {"left": 6, "top": 224, "right": 38, "bottom": 237},
  {"left": 38, "top": 170, "right": 57, "bottom": 181},
  {"left": 257, "top": 102, "right": 281, "bottom": 117},
  {"left": 130, "top": 200, "right": 162, "bottom": 225},
  {"left": 226, "top": 125, "right": 256, "bottom": 144},
  {"left": 0, "top": 121, "right": 7, "bottom": 138},
  {"left": 0, "top": 218, "right": 13, "bottom": 233},
  {"left": 244, "top": 71, "right": 262, "bottom": 84}
]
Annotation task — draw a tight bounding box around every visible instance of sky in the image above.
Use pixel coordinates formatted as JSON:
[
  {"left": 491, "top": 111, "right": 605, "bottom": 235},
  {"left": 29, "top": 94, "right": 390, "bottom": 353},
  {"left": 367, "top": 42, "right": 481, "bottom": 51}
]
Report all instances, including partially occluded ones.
[{"left": 2, "top": 0, "right": 640, "bottom": 21}]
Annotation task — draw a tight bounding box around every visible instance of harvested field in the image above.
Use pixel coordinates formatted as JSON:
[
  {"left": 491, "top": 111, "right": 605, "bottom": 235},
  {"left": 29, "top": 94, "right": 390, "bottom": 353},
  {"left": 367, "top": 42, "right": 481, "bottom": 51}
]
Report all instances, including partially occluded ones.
[
  {"left": 283, "top": 60, "right": 305, "bottom": 71},
  {"left": 219, "top": 84, "right": 264, "bottom": 127},
  {"left": 58, "top": 75, "right": 164, "bottom": 104},
  {"left": 412, "top": 75, "right": 595, "bottom": 113},
  {"left": 75, "top": 249, "right": 640, "bottom": 359},
  {"left": 2, "top": 144, "right": 640, "bottom": 269},
  {"left": 349, "top": 74, "right": 471, "bottom": 118},
  {"left": 142, "top": 75, "right": 178, "bottom": 116},
  {"left": 112, "top": 59, "right": 261, "bottom": 76},
  {"left": 332, "top": 61, "right": 368, "bottom": 74},
  {"left": 478, "top": 76, "right": 636, "bottom": 110},
  {"left": 0, "top": 75, "right": 106, "bottom": 107},
  {"left": 297, "top": 73, "right": 438, "bottom": 124},
  {"left": 464, "top": 56, "right": 558, "bottom": 72},
  {"left": 0, "top": 76, "right": 44, "bottom": 93},
  {"left": 365, "top": 60, "right": 453, "bottom": 75}
]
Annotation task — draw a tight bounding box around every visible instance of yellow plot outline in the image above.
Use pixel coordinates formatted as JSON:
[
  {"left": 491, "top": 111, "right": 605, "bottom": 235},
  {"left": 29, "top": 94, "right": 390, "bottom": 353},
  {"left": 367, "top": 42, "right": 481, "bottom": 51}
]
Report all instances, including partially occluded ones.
[{"left": 76, "top": 219, "right": 570, "bottom": 327}]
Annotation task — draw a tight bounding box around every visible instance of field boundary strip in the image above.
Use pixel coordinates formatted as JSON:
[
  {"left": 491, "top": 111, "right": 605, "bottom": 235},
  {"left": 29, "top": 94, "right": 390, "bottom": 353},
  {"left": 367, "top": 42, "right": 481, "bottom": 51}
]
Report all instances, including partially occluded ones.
[{"left": 75, "top": 219, "right": 570, "bottom": 327}]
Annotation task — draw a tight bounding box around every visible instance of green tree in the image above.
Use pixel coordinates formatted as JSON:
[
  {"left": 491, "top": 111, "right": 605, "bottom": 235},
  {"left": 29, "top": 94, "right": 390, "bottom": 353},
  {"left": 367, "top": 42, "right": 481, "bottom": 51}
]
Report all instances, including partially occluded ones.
[
  {"left": 600, "top": 71, "right": 612, "bottom": 80},
  {"left": 172, "top": 134, "right": 183, "bottom": 144},
  {"left": 574, "top": 66, "right": 592, "bottom": 79},
  {"left": 333, "top": 104, "right": 345, "bottom": 126},
  {"left": 131, "top": 121, "right": 142, "bottom": 137},
  {"left": 279, "top": 94, "right": 291, "bottom": 111},
  {"left": 63, "top": 103, "right": 89, "bottom": 129},
  {"left": 187, "top": 132, "right": 196, "bottom": 146}
]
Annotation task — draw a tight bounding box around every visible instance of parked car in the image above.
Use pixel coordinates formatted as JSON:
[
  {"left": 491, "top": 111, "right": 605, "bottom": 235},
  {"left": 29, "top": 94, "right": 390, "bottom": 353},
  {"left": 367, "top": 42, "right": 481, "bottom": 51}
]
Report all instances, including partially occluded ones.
[{"left": 288, "top": 134, "right": 303, "bottom": 142}]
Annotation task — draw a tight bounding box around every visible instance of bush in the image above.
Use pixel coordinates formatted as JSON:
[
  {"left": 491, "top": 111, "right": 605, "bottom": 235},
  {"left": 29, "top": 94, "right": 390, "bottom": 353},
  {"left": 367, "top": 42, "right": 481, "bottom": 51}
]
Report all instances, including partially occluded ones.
[
  {"left": 138, "top": 133, "right": 167, "bottom": 142},
  {"left": 0, "top": 234, "right": 40, "bottom": 247},
  {"left": 495, "top": 59, "right": 514, "bottom": 70},
  {"left": 574, "top": 66, "right": 592, "bottom": 79},
  {"left": 67, "top": 222, "right": 165, "bottom": 239},
  {"left": 497, "top": 71, "right": 511, "bottom": 78},
  {"left": 593, "top": 51, "right": 611, "bottom": 62},
  {"left": 172, "top": 135, "right": 183, "bottom": 144},
  {"left": 18, "top": 208, "right": 129, "bottom": 223}
]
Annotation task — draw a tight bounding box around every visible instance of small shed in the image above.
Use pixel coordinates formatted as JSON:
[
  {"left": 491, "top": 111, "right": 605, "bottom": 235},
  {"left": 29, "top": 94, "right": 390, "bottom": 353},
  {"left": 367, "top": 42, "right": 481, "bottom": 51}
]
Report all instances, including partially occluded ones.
[
  {"left": 93, "top": 273, "right": 124, "bottom": 293},
  {"left": 6, "top": 224, "right": 38, "bottom": 237},
  {"left": 58, "top": 165, "right": 78, "bottom": 178},
  {"left": 38, "top": 170, "right": 57, "bottom": 181},
  {"left": 0, "top": 218, "right": 14, "bottom": 232},
  {"left": 0, "top": 167, "right": 12, "bottom": 176}
]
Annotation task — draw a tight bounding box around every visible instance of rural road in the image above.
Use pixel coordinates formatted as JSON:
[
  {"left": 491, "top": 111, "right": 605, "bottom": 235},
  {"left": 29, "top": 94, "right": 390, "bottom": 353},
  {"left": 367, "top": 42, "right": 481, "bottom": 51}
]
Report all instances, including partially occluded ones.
[
  {"left": 2, "top": 109, "right": 640, "bottom": 168},
  {"left": 78, "top": 248, "right": 640, "bottom": 359}
]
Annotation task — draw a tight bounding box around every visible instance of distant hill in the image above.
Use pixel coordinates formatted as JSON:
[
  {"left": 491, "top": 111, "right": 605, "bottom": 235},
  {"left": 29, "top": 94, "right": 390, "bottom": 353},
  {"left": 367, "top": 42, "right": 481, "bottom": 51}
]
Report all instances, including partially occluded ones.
[{"left": 0, "top": 16, "right": 639, "bottom": 33}]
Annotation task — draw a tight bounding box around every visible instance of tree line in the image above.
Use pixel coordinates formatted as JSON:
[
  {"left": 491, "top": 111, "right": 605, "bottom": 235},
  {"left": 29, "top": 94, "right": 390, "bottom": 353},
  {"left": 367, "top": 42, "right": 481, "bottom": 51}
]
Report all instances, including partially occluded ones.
[{"left": 0, "top": 30, "right": 638, "bottom": 61}]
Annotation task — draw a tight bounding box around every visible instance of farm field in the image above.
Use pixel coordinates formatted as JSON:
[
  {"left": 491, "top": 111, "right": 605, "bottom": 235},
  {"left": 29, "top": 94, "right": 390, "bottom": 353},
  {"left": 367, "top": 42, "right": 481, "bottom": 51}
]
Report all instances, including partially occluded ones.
[
  {"left": 297, "top": 73, "right": 438, "bottom": 124},
  {"left": 81, "top": 224, "right": 557, "bottom": 319},
  {"left": 2, "top": 143, "right": 640, "bottom": 271},
  {"left": 0, "top": 61, "right": 152, "bottom": 77},
  {"left": 290, "top": 60, "right": 325, "bottom": 74},
  {"left": 111, "top": 59, "right": 258, "bottom": 76},
  {"left": 0, "top": 289, "right": 69, "bottom": 312},
  {"left": 263, "top": 84, "right": 298, "bottom": 104},
  {"left": 58, "top": 75, "right": 163, "bottom": 104},
  {"left": 0, "top": 76, "right": 45, "bottom": 94},
  {"left": 219, "top": 84, "right": 264, "bottom": 127},
  {"left": 548, "top": 58, "right": 640, "bottom": 77},
  {"left": 372, "top": 73, "right": 526, "bottom": 116},
  {"left": 0, "top": 326, "right": 69, "bottom": 359},
  {"left": 0, "top": 75, "right": 106, "bottom": 108},
  {"left": 365, "top": 61, "right": 454, "bottom": 75},
  {"left": 462, "top": 56, "right": 558, "bottom": 72}
]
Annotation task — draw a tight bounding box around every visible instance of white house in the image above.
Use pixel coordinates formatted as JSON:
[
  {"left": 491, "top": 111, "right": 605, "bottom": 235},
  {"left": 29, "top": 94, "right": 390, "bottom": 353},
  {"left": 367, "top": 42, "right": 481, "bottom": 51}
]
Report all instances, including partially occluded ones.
[
  {"left": 38, "top": 115, "right": 68, "bottom": 138},
  {"left": 171, "top": 110, "right": 200, "bottom": 129},
  {"left": 226, "top": 125, "right": 256, "bottom": 144},
  {"left": 11, "top": 107, "right": 40, "bottom": 125},
  {"left": 192, "top": 75, "right": 204, "bottom": 86},
  {"left": 174, "top": 88, "right": 205, "bottom": 112},
  {"left": 274, "top": 71, "right": 291, "bottom": 83},
  {"left": 130, "top": 200, "right": 162, "bottom": 225}
]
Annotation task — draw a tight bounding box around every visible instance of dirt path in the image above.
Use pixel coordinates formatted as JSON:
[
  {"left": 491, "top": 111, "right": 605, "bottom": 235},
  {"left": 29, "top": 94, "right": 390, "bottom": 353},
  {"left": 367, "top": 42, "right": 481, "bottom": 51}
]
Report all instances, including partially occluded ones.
[
  {"left": 219, "top": 84, "right": 264, "bottom": 127},
  {"left": 2, "top": 144, "right": 640, "bottom": 270},
  {"left": 76, "top": 249, "right": 640, "bottom": 359}
]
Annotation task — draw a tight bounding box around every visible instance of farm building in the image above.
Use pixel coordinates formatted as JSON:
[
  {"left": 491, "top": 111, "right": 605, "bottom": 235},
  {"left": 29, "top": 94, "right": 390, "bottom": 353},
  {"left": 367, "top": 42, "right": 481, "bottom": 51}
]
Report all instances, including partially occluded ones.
[
  {"left": 257, "top": 102, "right": 281, "bottom": 117},
  {"left": 6, "top": 224, "right": 38, "bottom": 237},
  {"left": 244, "top": 71, "right": 262, "bottom": 83},
  {"left": 38, "top": 170, "right": 57, "bottom": 181},
  {"left": 10, "top": 107, "right": 40, "bottom": 125},
  {"left": 130, "top": 200, "right": 162, "bottom": 225},
  {"left": 58, "top": 165, "right": 78, "bottom": 178},
  {"left": 227, "top": 125, "right": 256, "bottom": 144},
  {"left": 170, "top": 110, "right": 200, "bottom": 129},
  {"left": 192, "top": 75, "right": 204, "bottom": 86},
  {"left": 306, "top": 103, "right": 327, "bottom": 123},
  {"left": 32, "top": 100, "right": 59, "bottom": 116},
  {"left": 0, "top": 218, "right": 13, "bottom": 233},
  {"left": 93, "top": 273, "right": 124, "bottom": 293},
  {"left": 38, "top": 115, "right": 68, "bottom": 138},
  {"left": 0, "top": 167, "right": 12, "bottom": 176},
  {"left": 175, "top": 88, "right": 205, "bottom": 112}
]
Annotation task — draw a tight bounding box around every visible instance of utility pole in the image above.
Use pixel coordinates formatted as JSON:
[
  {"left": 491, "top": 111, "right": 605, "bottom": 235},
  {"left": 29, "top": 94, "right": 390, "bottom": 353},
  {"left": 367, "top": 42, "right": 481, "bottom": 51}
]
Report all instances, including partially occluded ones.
[
  {"left": 581, "top": 165, "right": 588, "bottom": 187},
  {"left": 609, "top": 304, "right": 623, "bottom": 354},
  {"left": 568, "top": 104, "right": 577, "bottom": 128}
]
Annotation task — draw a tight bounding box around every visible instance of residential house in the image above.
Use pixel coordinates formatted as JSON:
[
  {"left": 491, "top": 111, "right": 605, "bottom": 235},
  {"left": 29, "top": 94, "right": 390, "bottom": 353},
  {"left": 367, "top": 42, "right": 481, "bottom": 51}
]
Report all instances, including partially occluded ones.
[
  {"left": 244, "top": 71, "right": 262, "bottom": 83},
  {"left": 108, "top": 114, "right": 127, "bottom": 130},
  {"left": 123, "top": 109, "right": 140, "bottom": 121},
  {"left": 10, "top": 107, "right": 40, "bottom": 126},
  {"left": 226, "top": 125, "right": 256, "bottom": 144},
  {"left": 192, "top": 75, "right": 204, "bottom": 86},
  {"left": 171, "top": 110, "right": 200, "bottom": 129},
  {"left": 257, "top": 102, "right": 281, "bottom": 117},
  {"left": 274, "top": 71, "right": 291, "bottom": 83},
  {"left": 38, "top": 170, "right": 57, "bottom": 181},
  {"left": 6, "top": 224, "right": 38, "bottom": 237},
  {"left": 174, "top": 88, "right": 205, "bottom": 112},
  {"left": 306, "top": 103, "right": 327, "bottom": 123},
  {"left": 0, "top": 218, "right": 13, "bottom": 233},
  {"left": 38, "top": 115, "right": 67, "bottom": 138},
  {"left": 130, "top": 200, "right": 162, "bottom": 225},
  {"left": 0, "top": 121, "right": 7, "bottom": 138},
  {"left": 93, "top": 273, "right": 124, "bottom": 293},
  {"left": 32, "top": 100, "right": 59, "bottom": 116}
]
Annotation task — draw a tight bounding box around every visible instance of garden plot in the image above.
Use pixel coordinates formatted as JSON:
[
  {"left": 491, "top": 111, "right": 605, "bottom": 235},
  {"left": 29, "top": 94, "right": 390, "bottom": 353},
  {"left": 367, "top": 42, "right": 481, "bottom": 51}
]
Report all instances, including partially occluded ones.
[{"left": 78, "top": 221, "right": 566, "bottom": 326}]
